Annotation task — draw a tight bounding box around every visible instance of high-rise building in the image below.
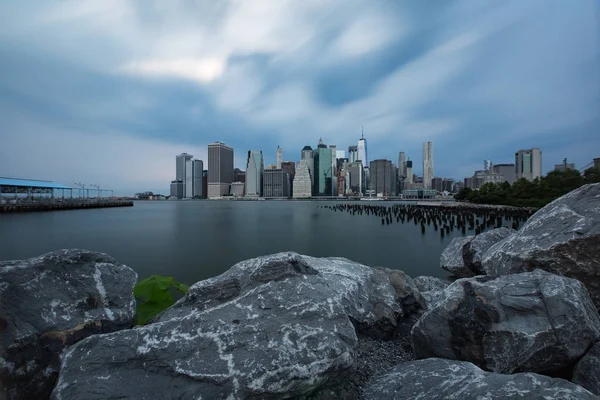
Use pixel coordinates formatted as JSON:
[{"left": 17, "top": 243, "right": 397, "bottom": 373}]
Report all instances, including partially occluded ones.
[
  {"left": 314, "top": 138, "right": 333, "bottom": 196},
  {"left": 422, "top": 141, "right": 434, "bottom": 189},
  {"left": 293, "top": 160, "right": 312, "bottom": 198},
  {"left": 369, "top": 160, "right": 394, "bottom": 196},
  {"left": 432, "top": 177, "right": 443, "bottom": 192},
  {"left": 515, "top": 148, "right": 542, "bottom": 181},
  {"left": 276, "top": 146, "right": 283, "bottom": 169},
  {"left": 202, "top": 170, "right": 208, "bottom": 199},
  {"left": 493, "top": 164, "right": 516, "bottom": 184},
  {"left": 192, "top": 159, "right": 203, "bottom": 198},
  {"left": 176, "top": 153, "right": 193, "bottom": 197},
  {"left": 357, "top": 130, "right": 368, "bottom": 166},
  {"left": 405, "top": 159, "right": 413, "bottom": 184},
  {"left": 263, "top": 169, "right": 290, "bottom": 198},
  {"left": 170, "top": 180, "right": 184, "bottom": 198},
  {"left": 301, "top": 146, "right": 314, "bottom": 194},
  {"left": 484, "top": 160, "right": 493, "bottom": 171},
  {"left": 398, "top": 152, "right": 406, "bottom": 177},
  {"left": 347, "top": 162, "right": 364, "bottom": 195},
  {"left": 329, "top": 145, "right": 337, "bottom": 176},
  {"left": 348, "top": 145, "right": 358, "bottom": 163},
  {"left": 281, "top": 161, "right": 295, "bottom": 197},
  {"left": 245, "top": 150, "right": 263, "bottom": 197},
  {"left": 208, "top": 142, "right": 234, "bottom": 198}
]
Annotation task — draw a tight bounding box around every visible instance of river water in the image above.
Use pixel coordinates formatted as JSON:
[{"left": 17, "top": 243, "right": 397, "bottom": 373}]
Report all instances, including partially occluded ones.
[{"left": 0, "top": 200, "right": 468, "bottom": 285}]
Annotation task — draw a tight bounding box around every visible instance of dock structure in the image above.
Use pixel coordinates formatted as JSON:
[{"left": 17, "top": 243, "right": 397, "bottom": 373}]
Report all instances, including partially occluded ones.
[{"left": 0, "top": 177, "right": 131, "bottom": 213}]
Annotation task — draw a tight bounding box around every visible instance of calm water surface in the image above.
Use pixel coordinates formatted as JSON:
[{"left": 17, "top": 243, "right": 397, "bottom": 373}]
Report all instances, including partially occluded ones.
[{"left": 0, "top": 201, "right": 464, "bottom": 284}]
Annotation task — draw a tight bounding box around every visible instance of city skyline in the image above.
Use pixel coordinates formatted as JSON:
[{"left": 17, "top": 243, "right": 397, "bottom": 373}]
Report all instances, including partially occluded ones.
[{"left": 1, "top": 1, "right": 598, "bottom": 195}]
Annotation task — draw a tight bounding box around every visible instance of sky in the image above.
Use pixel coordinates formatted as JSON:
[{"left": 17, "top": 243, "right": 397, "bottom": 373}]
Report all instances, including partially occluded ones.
[{"left": 0, "top": 0, "right": 599, "bottom": 195}]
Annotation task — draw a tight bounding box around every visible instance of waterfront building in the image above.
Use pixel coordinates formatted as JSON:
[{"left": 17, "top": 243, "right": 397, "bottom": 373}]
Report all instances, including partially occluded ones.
[
  {"left": 185, "top": 159, "right": 194, "bottom": 198},
  {"left": 281, "top": 161, "right": 295, "bottom": 197},
  {"left": 515, "top": 148, "right": 542, "bottom": 181},
  {"left": 293, "top": 160, "right": 312, "bottom": 198},
  {"left": 176, "top": 153, "right": 193, "bottom": 197},
  {"left": 192, "top": 160, "right": 203, "bottom": 198},
  {"left": 493, "top": 164, "right": 515, "bottom": 184},
  {"left": 208, "top": 142, "right": 234, "bottom": 198},
  {"left": 432, "top": 177, "right": 443, "bottom": 192},
  {"left": 405, "top": 159, "right": 413, "bottom": 184},
  {"left": 369, "top": 159, "right": 395, "bottom": 196},
  {"left": 314, "top": 138, "right": 333, "bottom": 196},
  {"left": 442, "top": 178, "right": 454, "bottom": 193},
  {"left": 554, "top": 163, "right": 576, "bottom": 172},
  {"left": 398, "top": 152, "right": 406, "bottom": 177},
  {"left": 347, "top": 161, "right": 364, "bottom": 195},
  {"left": 403, "top": 189, "right": 436, "bottom": 199},
  {"left": 170, "top": 180, "right": 184, "bottom": 199},
  {"left": 230, "top": 182, "right": 245, "bottom": 197},
  {"left": 245, "top": 150, "right": 263, "bottom": 197},
  {"left": 329, "top": 145, "right": 337, "bottom": 176},
  {"left": 348, "top": 145, "right": 358, "bottom": 163},
  {"left": 202, "top": 170, "right": 208, "bottom": 198},
  {"left": 301, "top": 146, "right": 314, "bottom": 194},
  {"left": 422, "top": 141, "right": 434, "bottom": 189},
  {"left": 276, "top": 146, "right": 283, "bottom": 169},
  {"left": 263, "top": 169, "right": 290, "bottom": 198}
]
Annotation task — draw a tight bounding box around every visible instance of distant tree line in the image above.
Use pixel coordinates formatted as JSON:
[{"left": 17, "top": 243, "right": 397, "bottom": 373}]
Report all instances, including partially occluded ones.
[{"left": 455, "top": 167, "right": 600, "bottom": 208}]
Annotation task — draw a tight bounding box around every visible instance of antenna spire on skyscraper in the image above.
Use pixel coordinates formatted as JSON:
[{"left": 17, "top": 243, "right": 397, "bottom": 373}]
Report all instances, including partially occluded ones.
[{"left": 361, "top": 126, "right": 364, "bottom": 139}]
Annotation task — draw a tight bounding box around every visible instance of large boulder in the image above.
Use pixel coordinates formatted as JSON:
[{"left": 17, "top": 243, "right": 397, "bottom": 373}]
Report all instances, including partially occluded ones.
[
  {"left": 411, "top": 269, "right": 600, "bottom": 375},
  {"left": 362, "top": 358, "right": 597, "bottom": 400},
  {"left": 412, "top": 276, "right": 450, "bottom": 309},
  {"left": 0, "top": 249, "right": 137, "bottom": 400},
  {"left": 52, "top": 252, "right": 424, "bottom": 400},
  {"left": 573, "top": 341, "right": 600, "bottom": 395},
  {"left": 441, "top": 228, "right": 513, "bottom": 277},
  {"left": 481, "top": 183, "right": 600, "bottom": 307}
]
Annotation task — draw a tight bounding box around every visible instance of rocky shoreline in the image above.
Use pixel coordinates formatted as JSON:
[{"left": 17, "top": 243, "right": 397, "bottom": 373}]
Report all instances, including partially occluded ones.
[{"left": 1, "top": 183, "right": 599, "bottom": 399}]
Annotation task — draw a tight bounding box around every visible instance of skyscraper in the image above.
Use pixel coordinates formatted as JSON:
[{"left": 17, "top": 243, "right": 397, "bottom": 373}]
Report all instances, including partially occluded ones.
[
  {"left": 347, "top": 162, "right": 364, "bottom": 195},
  {"left": 369, "top": 159, "right": 394, "bottom": 196},
  {"left": 301, "top": 146, "right": 314, "bottom": 194},
  {"left": 315, "top": 138, "right": 333, "bottom": 196},
  {"left": 422, "top": 141, "right": 434, "bottom": 189},
  {"left": 276, "top": 146, "right": 283, "bottom": 169},
  {"left": 348, "top": 145, "right": 358, "bottom": 163},
  {"left": 245, "top": 150, "right": 263, "bottom": 197},
  {"left": 281, "top": 161, "right": 295, "bottom": 197},
  {"left": 515, "top": 148, "right": 542, "bottom": 181},
  {"left": 176, "top": 153, "right": 193, "bottom": 197},
  {"left": 484, "top": 160, "right": 493, "bottom": 171},
  {"left": 192, "top": 159, "right": 203, "bottom": 198},
  {"left": 293, "top": 160, "right": 312, "bottom": 198},
  {"left": 405, "top": 159, "right": 413, "bottom": 184},
  {"left": 263, "top": 169, "right": 290, "bottom": 198},
  {"left": 357, "top": 129, "right": 368, "bottom": 166},
  {"left": 208, "top": 142, "right": 234, "bottom": 198},
  {"left": 398, "top": 152, "right": 406, "bottom": 177},
  {"left": 329, "top": 145, "right": 337, "bottom": 176}
]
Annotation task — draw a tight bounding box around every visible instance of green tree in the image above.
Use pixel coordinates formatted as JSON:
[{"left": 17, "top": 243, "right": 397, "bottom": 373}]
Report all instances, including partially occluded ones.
[{"left": 134, "top": 275, "right": 189, "bottom": 325}]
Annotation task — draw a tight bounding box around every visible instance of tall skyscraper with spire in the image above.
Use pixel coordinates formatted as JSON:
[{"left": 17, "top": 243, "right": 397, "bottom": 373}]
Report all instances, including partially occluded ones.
[
  {"left": 276, "top": 146, "right": 283, "bottom": 169},
  {"left": 357, "top": 127, "right": 368, "bottom": 167},
  {"left": 422, "top": 141, "right": 434, "bottom": 189}
]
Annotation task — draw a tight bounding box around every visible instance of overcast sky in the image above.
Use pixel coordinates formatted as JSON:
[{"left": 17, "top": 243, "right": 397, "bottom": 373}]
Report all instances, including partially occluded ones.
[{"left": 1, "top": 0, "right": 599, "bottom": 195}]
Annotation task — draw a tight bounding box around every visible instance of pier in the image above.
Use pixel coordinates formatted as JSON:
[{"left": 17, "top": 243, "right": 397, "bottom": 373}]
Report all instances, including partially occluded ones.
[{"left": 0, "top": 199, "right": 133, "bottom": 213}]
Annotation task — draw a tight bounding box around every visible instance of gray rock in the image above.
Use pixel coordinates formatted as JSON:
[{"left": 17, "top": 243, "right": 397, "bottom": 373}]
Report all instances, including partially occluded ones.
[
  {"left": 0, "top": 249, "right": 137, "bottom": 400},
  {"left": 573, "top": 341, "right": 600, "bottom": 395},
  {"left": 440, "top": 236, "right": 474, "bottom": 277},
  {"left": 412, "top": 276, "right": 450, "bottom": 309},
  {"left": 481, "top": 183, "right": 600, "bottom": 307},
  {"left": 411, "top": 269, "right": 600, "bottom": 374},
  {"left": 52, "top": 252, "right": 424, "bottom": 400},
  {"left": 441, "top": 228, "right": 514, "bottom": 278},
  {"left": 362, "top": 358, "right": 597, "bottom": 400}
]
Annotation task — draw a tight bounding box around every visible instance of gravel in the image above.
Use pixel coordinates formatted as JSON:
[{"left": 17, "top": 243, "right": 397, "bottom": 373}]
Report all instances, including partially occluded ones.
[{"left": 301, "top": 334, "right": 415, "bottom": 400}]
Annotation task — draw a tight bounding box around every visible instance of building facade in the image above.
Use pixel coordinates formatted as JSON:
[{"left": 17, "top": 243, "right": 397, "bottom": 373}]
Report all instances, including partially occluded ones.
[
  {"left": 234, "top": 168, "right": 246, "bottom": 183},
  {"left": 554, "top": 163, "right": 575, "bottom": 172},
  {"left": 301, "top": 146, "right": 314, "bottom": 195},
  {"left": 245, "top": 150, "right": 263, "bottom": 197},
  {"left": 347, "top": 161, "right": 364, "bottom": 195},
  {"left": 281, "top": 161, "right": 295, "bottom": 197},
  {"left": 192, "top": 159, "right": 203, "bottom": 198},
  {"left": 348, "top": 145, "right": 358, "bottom": 163},
  {"left": 230, "top": 182, "right": 245, "bottom": 197},
  {"left": 398, "top": 152, "right": 406, "bottom": 178},
  {"left": 515, "top": 148, "right": 542, "bottom": 181},
  {"left": 484, "top": 160, "right": 493, "bottom": 171},
  {"left": 208, "top": 142, "right": 234, "bottom": 198},
  {"left": 276, "top": 146, "right": 283, "bottom": 169},
  {"left": 422, "top": 141, "right": 434, "bottom": 189},
  {"left": 493, "top": 164, "right": 516, "bottom": 184},
  {"left": 263, "top": 169, "right": 290, "bottom": 198},
  {"left": 176, "top": 153, "right": 193, "bottom": 197},
  {"left": 293, "top": 160, "right": 312, "bottom": 198},
  {"left": 432, "top": 177, "right": 443, "bottom": 192},
  {"left": 314, "top": 138, "right": 333, "bottom": 196},
  {"left": 369, "top": 159, "right": 394, "bottom": 196},
  {"left": 170, "top": 180, "right": 184, "bottom": 199},
  {"left": 405, "top": 159, "right": 413, "bottom": 184}
]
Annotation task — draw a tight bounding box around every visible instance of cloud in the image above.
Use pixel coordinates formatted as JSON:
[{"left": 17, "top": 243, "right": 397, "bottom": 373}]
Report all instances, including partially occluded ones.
[{"left": 119, "top": 58, "right": 226, "bottom": 84}]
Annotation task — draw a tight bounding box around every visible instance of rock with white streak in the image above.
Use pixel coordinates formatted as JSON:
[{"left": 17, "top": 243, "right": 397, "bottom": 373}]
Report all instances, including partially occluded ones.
[
  {"left": 573, "top": 341, "right": 600, "bottom": 395},
  {"left": 52, "top": 252, "right": 424, "bottom": 400},
  {"left": 441, "top": 228, "right": 513, "bottom": 278},
  {"left": 481, "top": 183, "right": 600, "bottom": 307},
  {"left": 412, "top": 276, "right": 450, "bottom": 309},
  {"left": 411, "top": 270, "right": 600, "bottom": 374},
  {"left": 362, "top": 358, "right": 597, "bottom": 400},
  {"left": 0, "top": 249, "right": 137, "bottom": 400}
]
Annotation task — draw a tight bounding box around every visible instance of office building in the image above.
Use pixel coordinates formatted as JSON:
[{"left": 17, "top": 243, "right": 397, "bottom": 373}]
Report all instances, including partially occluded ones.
[
  {"left": 442, "top": 178, "right": 454, "bottom": 193},
  {"left": 170, "top": 180, "right": 184, "bottom": 199},
  {"left": 369, "top": 160, "right": 394, "bottom": 196},
  {"left": 281, "top": 161, "right": 295, "bottom": 197},
  {"left": 192, "top": 160, "right": 203, "bottom": 198},
  {"left": 208, "top": 142, "right": 234, "bottom": 198},
  {"left": 432, "top": 177, "right": 443, "bottom": 192},
  {"left": 347, "top": 162, "right": 364, "bottom": 195},
  {"left": 484, "top": 160, "right": 493, "bottom": 171},
  {"left": 230, "top": 182, "right": 245, "bottom": 197},
  {"left": 493, "top": 164, "right": 515, "bottom": 184},
  {"left": 245, "top": 150, "right": 263, "bottom": 197},
  {"left": 357, "top": 130, "right": 368, "bottom": 166},
  {"left": 293, "top": 160, "right": 312, "bottom": 198},
  {"left": 329, "top": 145, "right": 337, "bottom": 176},
  {"left": 185, "top": 159, "right": 194, "bottom": 198},
  {"left": 405, "top": 159, "right": 413, "bottom": 184},
  {"left": 234, "top": 168, "right": 246, "bottom": 183},
  {"left": 554, "top": 163, "right": 575, "bottom": 172},
  {"left": 398, "top": 152, "right": 406, "bottom": 177},
  {"left": 276, "top": 146, "right": 283, "bottom": 169},
  {"left": 422, "top": 141, "right": 434, "bottom": 189},
  {"left": 314, "top": 138, "right": 333, "bottom": 196},
  {"left": 515, "top": 148, "right": 542, "bottom": 181},
  {"left": 301, "top": 146, "right": 314, "bottom": 194},
  {"left": 263, "top": 169, "right": 290, "bottom": 198},
  {"left": 176, "top": 153, "right": 193, "bottom": 197},
  {"left": 202, "top": 170, "right": 208, "bottom": 199},
  {"left": 348, "top": 145, "right": 358, "bottom": 163}
]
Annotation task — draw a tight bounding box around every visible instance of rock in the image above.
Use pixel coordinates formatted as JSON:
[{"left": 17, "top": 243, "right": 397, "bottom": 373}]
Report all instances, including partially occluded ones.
[
  {"left": 481, "top": 183, "right": 600, "bottom": 307},
  {"left": 573, "top": 341, "right": 600, "bottom": 395},
  {"left": 441, "top": 228, "right": 513, "bottom": 278},
  {"left": 411, "top": 269, "right": 600, "bottom": 375},
  {"left": 412, "top": 276, "right": 450, "bottom": 309},
  {"left": 361, "top": 358, "right": 597, "bottom": 400},
  {"left": 0, "top": 249, "right": 137, "bottom": 400},
  {"left": 440, "top": 236, "right": 474, "bottom": 277},
  {"left": 52, "top": 252, "right": 424, "bottom": 400}
]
